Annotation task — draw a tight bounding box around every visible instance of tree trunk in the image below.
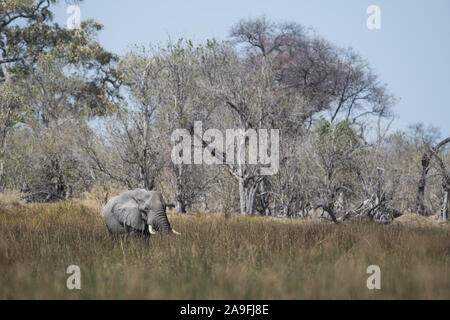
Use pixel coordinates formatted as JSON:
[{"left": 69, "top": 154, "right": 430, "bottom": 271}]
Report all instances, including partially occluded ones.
[
  {"left": 175, "top": 164, "right": 186, "bottom": 213},
  {"left": 259, "top": 180, "right": 269, "bottom": 216},
  {"left": 238, "top": 178, "right": 247, "bottom": 215},
  {"left": 0, "top": 157, "right": 4, "bottom": 193},
  {"left": 0, "top": 140, "right": 5, "bottom": 192},
  {"left": 0, "top": 54, "right": 13, "bottom": 192},
  {"left": 140, "top": 106, "right": 155, "bottom": 192},
  {"left": 238, "top": 177, "right": 262, "bottom": 215},
  {"left": 1, "top": 55, "right": 12, "bottom": 84},
  {"left": 441, "top": 188, "right": 448, "bottom": 222},
  {"left": 139, "top": 165, "right": 154, "bottom": 191},
  {"left": 374, "top": 167, "right": 384, "bottom": 219},
  {"left": 175, "top": 199, "right": 186, "bottom": 214},
  {"left": 416, "top": 152, "right": 430, "bottom": 215},
  {"left": 0, "top": 110, "right": 8, "bottom": 192},
  {"left": 416, "top": 137, "right": 450, "bottom": 215}
]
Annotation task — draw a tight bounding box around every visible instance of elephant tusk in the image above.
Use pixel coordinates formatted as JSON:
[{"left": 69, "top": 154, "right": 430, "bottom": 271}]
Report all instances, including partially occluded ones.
[
  {"left": 148, "top": 225, "right": 157, "bottom": 235},
  {"left": 171, "top": 229, "right": 182, "bottom": 235}
]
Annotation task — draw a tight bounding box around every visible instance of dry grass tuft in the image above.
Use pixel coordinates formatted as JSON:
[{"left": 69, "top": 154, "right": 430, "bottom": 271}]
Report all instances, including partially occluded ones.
[
  {"left": 0, "top": 189, "right": 26, "bottom": 208},
  {"left": 77, "top": 184, "right": 128, "bottom": 213},
  {"left": 392, "top": 213, "right": 446, "bottom": 228},
  {"left": 0, "top": 202, "right": 448, "bottom": 299}
]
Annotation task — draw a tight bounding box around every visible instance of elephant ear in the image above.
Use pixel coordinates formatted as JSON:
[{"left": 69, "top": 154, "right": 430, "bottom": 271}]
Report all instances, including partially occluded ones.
[
  {"left": 130, "top": 189, "right": 151, "bottom": 210},
  {"left": 112, "top": 200, "right": 145, "bottom": 232}
]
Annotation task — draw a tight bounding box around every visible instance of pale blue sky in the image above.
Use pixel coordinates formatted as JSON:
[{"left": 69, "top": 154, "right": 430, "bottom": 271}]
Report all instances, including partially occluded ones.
[{"left": 54, "top": 0, "right": 450, "bottom": 137}]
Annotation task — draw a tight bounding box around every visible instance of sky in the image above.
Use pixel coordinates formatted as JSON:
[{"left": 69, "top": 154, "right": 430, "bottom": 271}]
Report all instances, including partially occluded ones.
[{"left": 53, "top": 0, "right": 450, "bottom": 137}]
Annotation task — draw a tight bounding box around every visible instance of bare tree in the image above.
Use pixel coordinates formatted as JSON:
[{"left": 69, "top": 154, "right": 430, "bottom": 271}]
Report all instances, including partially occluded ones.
[
  {"left": 230, "top": 16, "right": 395, "bottom": 124},
  {"left": 415, "top": 128, "right": 450, "bottom": 215},
  {"left": 419, "top": 138, "right": 450, "bottom": 220},
  {"left": 0, "top": 84, "right": 24, "bottom": 190}
]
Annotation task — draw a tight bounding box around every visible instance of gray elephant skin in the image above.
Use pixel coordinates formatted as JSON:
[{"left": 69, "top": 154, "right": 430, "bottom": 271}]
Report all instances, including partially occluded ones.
[{"left": 102, "top": 189, "right": 180, "bottom": 236}]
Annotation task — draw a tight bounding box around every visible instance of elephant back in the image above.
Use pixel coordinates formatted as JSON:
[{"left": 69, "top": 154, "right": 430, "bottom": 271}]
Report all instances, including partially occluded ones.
[{"left": 101, "top": 194, "right": 120, "bottom": 217}]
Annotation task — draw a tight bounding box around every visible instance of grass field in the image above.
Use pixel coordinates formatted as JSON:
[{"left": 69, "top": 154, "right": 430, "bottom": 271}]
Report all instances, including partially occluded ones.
[{"left": 0, "top": 201, "right": 449, "bottom": 299}]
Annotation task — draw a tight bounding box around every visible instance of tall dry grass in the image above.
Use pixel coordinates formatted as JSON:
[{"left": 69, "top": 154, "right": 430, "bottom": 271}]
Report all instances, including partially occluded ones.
[{"left": 0, "top": 200, "right": 448, "bottom": 299}]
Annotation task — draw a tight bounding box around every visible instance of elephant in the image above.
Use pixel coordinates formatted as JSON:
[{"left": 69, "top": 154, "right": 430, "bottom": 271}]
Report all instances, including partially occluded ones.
[{"left": 102, "top": 189, "right": 180, "bottom": 236}]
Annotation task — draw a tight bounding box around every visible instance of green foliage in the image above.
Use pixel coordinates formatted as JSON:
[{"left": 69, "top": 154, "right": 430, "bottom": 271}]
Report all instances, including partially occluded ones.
[
  {"left": 313, "top": 118, "right": 363, "bottom": 173},
  {"left": 314, "top": 118, "right": 361, "bottom": 147},
  {"left": 1, "top": 0, "right": 119, "bottom": 117},
  {"left": 0, "top": 1, "right": 120, "bottom": 196},
  {"left": 0, "top": 83, "right": 27, "bottom": 128}
]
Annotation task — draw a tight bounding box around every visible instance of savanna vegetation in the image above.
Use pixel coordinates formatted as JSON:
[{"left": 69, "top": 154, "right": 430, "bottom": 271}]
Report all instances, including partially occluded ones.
[
  {"left": 0, "top": 196, "right": 448, "bottom": 299},
  {"left": 0, "top": 0, "right": 449, "bottom": 300}
]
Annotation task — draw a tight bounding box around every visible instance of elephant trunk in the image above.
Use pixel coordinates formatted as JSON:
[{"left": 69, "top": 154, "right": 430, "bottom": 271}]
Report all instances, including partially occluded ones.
[
  {"left": 148, "top": 208, "right": 181, "bottom": 235},
  {"left": 150, "top": 209, "right": 171, "bottom": 233}
]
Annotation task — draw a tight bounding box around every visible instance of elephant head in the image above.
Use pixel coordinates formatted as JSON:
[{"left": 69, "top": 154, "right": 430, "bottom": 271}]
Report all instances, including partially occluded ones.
[
  {"left": 102, "top": 189, "right": 180, "bottom": 236},
  {"left": 132, "top": 189, "right": 181, "bottom": 235}
]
